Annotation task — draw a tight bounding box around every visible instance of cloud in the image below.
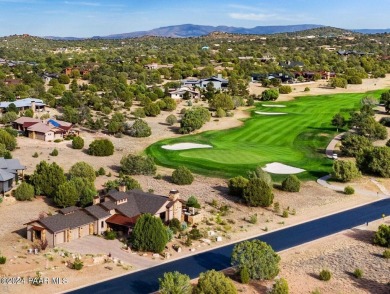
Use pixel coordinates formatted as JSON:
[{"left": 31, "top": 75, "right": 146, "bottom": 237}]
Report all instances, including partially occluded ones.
[
  {"left": 63, "top": 1, "right": 123, "bottom": 7},
  {"left": 228, "top": 4, "right": 261, "bottom": 11},
  {"left": 229, "top": 12, "right": 277, "bottom": 21}
]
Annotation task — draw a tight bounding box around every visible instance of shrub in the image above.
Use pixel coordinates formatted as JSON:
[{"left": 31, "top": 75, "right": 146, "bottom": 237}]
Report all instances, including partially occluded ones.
[
  {"left": 383, "top": 249, "right": 390, "bottom": 259},
  {"left": 228, "top": 176, "right": 249, "bottom": 197},
  {"left": 179, "top": 107, "right": 210, "bottom": 134},
  {"left": 144, "top": 103, "right": 160, "bottom": 117},
  {"left": 249, "top": 214, "right": 258, "bottom": 224},
  {"left": 373, "top": 224, "right": 390, "bottom": 247},
  {"left": 353, "top": 268, "right": 363, "bottom": 278},
  {"left": 169, "top": 218, "right": 182, "bottom": 234},
  {"left": 14, "top": 182, "right": 35, "bottom": 201},
  {"left": 279, "top": 85, "right": 292, "bottom": 94},
  {"left": 69, "top": 162, "right": 96, "bottom": 183},
  {"left": 270, "top": 278, "right": 289, "bottom": 294},
  {"left": 186, "top": 195, "right": 201, "bottom": 208},
  {"left": 282, "top": 210, "right": 289, "bottom": 218},
  {"left": 347, "top": 76, "right": 362, "bottom": 84},
  {"left": 0, "top": 256, "right": 6, "bottom": 264},
  {"left": 319, "top": 269, "right": 332, "bottom": 281},
  {"left": 0, "top": 129, "right": 17, "bottom": 151},
  {"left": 356, "top": 147, "right": 390, "bottom": 177},
  {"left": 72, "top": 258, "right": 83, "bottom": 270},
  {"left": 188, "top": 228, "right": 203, "bottom": 240},
  {"left": 50, "top": 148, "right": 58, "bottom": 156},
  {"left": 131, "top": 214, "right": 168, "bottom": 253},
  {"left": 159, "top": 271, "right": 192, "bottom": 294},
  {"left": 344, "top": 186, "right": 355, "bottom": 195},
  {"left": 240, "top": 266, "right": 250, "bottom": 284},
  {"left": 172, "top": 166, "right": 194, "bottom": 185},
  {"left": 231, "top": 240, "right": 280, "bottom": 280},
  {"left": 304, "top": 87, "right": 310, "bottom": 92},
  {"left": 120, "top": 154, "right": 156, "bottom": 175},
  {"left": 72, "top": 137, "right": 84, "bottom": 149},
  {"left": 261, "top": 88, "right": 279, "bottom": 101},
  {"left": 88, "top": 139, "right": 114, "bottom": 156},
  {"left": 32, "top": 152, "right": 39, "bottom": 158},
  {"left": 216, "top": 107, "right": 226, "bottom": 118},
  {"left": 281, "top": 175, "right": 301, "bottom": 192},
  {"left": 104, "top": 230, "right": 117, "bottom": 240},
  {"left": 194, "top": 270, "right": 237, "bottom": 294},
  {"left": 166, "top": 114, "right": 177, "bottom": 125},
  {"left": 54, "top": 139, "right": 62, "bottom": 143},
  {"left": 133, "top": 108, "right": 146, "bottom": 118},
  {"left": 243, "top": 178, "right": 274, "bottom": 207},
  {"left": 98, "top": 167, "right": 106, "bottom": 176},
  {"left": 332, "top": 161, "right": 361, "bottom": 182},
  {"left": 127, "top": 119, "right": 151, "bottom": 137}
]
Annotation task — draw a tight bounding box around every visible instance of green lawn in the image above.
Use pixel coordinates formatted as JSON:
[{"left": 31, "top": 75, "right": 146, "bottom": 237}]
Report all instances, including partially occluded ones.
[{"left": 146, "top": 90, "right": 384, "bottom": 180}]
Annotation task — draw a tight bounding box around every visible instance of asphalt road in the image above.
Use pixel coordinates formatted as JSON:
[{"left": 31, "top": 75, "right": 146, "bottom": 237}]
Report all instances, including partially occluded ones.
[{"left": 68, "top": 198, "right": 390, "bottom": 294}]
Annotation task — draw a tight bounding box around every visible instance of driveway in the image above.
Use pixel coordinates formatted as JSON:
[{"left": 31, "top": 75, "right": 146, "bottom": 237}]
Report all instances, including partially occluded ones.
[{"left": 59, "top": 235, "right": 160, "bottom": 269}]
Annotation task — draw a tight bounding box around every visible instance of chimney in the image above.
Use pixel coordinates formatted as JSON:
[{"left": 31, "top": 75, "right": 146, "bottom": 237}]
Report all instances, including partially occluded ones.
[
  {"left": 168, "top": 189, "right": 180, "bottom": 201},
  {"left": 30, "top": 100, "right": 36, "bottom": 113},
  {"left": 118, "top": 183, "right": 126, "bottom": 192},
  {"left": 93, "top": 196, "right": 100, "bottom": 205}
]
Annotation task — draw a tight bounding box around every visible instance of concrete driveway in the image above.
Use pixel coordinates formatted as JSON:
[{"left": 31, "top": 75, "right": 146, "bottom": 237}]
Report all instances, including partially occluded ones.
[{"left": 59, "top": 235, "right": 160, "bottom": 269}]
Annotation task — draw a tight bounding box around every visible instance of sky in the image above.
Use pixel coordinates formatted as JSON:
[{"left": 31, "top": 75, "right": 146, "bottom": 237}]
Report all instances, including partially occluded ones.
[{"left": 0, "top": 0, "right": 389, "bottom": 37}]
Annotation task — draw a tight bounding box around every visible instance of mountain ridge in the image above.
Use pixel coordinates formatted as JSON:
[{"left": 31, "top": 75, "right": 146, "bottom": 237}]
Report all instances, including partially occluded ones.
[{"left": 42, "top": 24, "right": 390, "bottom": 40}]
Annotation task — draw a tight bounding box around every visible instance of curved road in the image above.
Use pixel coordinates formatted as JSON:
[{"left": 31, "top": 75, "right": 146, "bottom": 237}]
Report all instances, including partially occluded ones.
[{"left": 68, "top": 198, "right": 390, "bottom": 294}]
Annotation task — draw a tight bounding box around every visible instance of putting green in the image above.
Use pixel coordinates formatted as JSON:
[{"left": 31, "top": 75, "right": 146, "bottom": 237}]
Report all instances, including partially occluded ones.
[{"left": 146, "top": 91, "right": 384, "bottom": 180}]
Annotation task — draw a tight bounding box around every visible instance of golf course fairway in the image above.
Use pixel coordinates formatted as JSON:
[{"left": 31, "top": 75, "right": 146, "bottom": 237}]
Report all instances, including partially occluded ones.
[{"left": 146, "top": 91, "right": 383, "bottom": 180}]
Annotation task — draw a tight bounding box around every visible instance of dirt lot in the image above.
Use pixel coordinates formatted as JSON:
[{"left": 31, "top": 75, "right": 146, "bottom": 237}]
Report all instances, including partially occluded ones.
[{"left": 1, "top": 75, "right": 390, "bottom": 293}]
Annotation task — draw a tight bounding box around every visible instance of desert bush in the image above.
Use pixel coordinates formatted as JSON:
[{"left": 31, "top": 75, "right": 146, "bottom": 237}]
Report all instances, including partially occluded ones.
[
  {"left": 0, "top": 256, "right": 6, "bottom": 264},
  {"left": 72, "top": 258, "right": 83, "bottom": 270},
  {"left": 228, "top": 176, "right": 249, "bottom": 197},
  {"left": 282, "top": 210, "right": 289, "bottom": 218},
  {"left": 50, "top": 148, "right": 58, "bottom": 156},
  {"left": 120, "top": 154, "right": 156, "bottom": 175},
  {"left": 261, "top": 88, "right": 279, "bottom": 101},
  {"left": 32, "top": 152, "right": 39, "bottom": 158},
  {"left": 373, "top": 224, "right": 390, "bottom": 247},
  {"left": 98, "top": 167, "right": 106, "bottom": 176},
  {"left": 281, "top": 175, "right": 301, "bottom": 192},
  {"left": 72, "top": 136, "right": 84, "bottom": 149},
  {"left": 319, "top": 269, "right": 332, "bottom": 281},
  {"left": 304, "top": 87, "right": 310, "bottom": 92},
  {"left": 188, "top": 228, "right": 203, "bottom": 240},
  {"left": 216, "top": 107, "right": 226, "bottom": 118},
  {"left": 353, "top": 268, "right": 363, "bottom": 278},
  {"left": 240, "top": 266, "right": 250, "bottom": 284},
  {"left": 249, "top": 214, "right": 258, "bottom": 224},
  {"left": 270, "top": 278, "right": 289, "bottom": 294},
  {"left": 88, "top": 139, "right": 114, "bottom": 156},
  {"left": 344, "top": 186, "right": 355, "bottom": 195},
  {"left": 383, "top": 249, "right": 390, "bottom": 259},
  {"left": 165, "top": 114, "right": 177, "bottom": 125},
  {"left": 104, "top": 230, "right": 117, "bottom": 240},
  {"left": 279, "top": 85, "right": 292, "bottom": 94},
  {"left": 243, "top": 178, "right": 274, "bottom": 207},
  {"left": 172, "top": 166, "right": 194, "bottom": 185},
  {"left": 332, "top": 161, "right": 361, "bottom": 182},
  {"left": 127, "top": 119, "right": 151, "bottom": 137},
  {"left": 169, "top": 218, "right": 182, "bottom": 234},
  {"left": 186, "top": 195, "right": 201, "bottom": 208},
  {"left": 14, "top": 182, "right": 35, "bottom": 201},
  {"left": 133, "top": 108, "right": 146, "bottom": 118}
]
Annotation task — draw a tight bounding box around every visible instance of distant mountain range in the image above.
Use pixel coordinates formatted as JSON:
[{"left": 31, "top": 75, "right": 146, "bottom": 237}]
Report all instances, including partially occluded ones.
[{"left": 44, "top": 24, "right": 390, "bottom": 40}]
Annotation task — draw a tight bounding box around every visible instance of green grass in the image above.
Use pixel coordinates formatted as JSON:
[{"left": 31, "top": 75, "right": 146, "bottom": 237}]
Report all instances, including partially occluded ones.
[{"left": 146, "top": 90, "right": 384, "bottom": 180}]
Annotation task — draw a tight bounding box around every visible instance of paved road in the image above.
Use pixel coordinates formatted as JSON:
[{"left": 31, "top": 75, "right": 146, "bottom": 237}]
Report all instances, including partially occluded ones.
[{"left": 67, "top": 198, "right": 390, "bottom": 294}]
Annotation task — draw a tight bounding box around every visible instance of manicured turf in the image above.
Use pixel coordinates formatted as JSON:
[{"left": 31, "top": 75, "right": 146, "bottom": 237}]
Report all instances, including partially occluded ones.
[{"left": 146, "top": 91, "right": 383, "bottom": 180}]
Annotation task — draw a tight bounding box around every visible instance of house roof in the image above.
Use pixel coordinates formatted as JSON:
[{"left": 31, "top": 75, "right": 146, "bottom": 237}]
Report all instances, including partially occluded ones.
[
  {"left": 27, "top": 122, "right": 55, "bottom": 133},
  {"left": 104, "top": 190, "right": 170, "bottom": 218},
  {"left": 105, "top": 214, "right": 138, "bottom": 227},
  {"left": 13, "top": 117, "right": 42, "bottom": 125},
  {"left": 0, "top": 98, "right": 45, "bottom": 109},
  {"left": 84, "top": 205, "right": 111, "bottom": 220},
  {"left": 0, "top": 168, "right": 14, "bottom": 181},
  {"left": 58, "top": 206, "right": 80, "bottom": 215},
  {"left": 38, "top": 209, "right": 95, "bottom": 233},
  {"left": 200, "top": 76, "right": 228, "bottom": 83}
]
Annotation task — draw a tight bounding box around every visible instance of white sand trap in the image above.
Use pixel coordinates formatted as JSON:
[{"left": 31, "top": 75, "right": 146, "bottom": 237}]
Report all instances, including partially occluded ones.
[
  {"left": 162, "top": 143, "right": 213, "bottom": 150},
  {"left": 262, "top": 104, "right": 286, "bottom": 108},
  {"left": 262, "top": 162, "right": 305, "bottom": 174},
  {"left": 255, "top": 111, "right": 287, "bottom": 115}
]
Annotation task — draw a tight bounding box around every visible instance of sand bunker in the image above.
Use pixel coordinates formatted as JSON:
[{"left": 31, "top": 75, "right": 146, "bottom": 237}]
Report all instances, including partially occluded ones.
[
  {"left": 255, "top": 111, "right": 287, "bottom": 115},
  {"left": 162, "top": 143, "right": 213, "bottom": 150},
  {"left": 262, "top": 104, "right": 286, "bottom": 108},
  {"left": 262, "top": 162, "right": 305, "bottom": 174}
]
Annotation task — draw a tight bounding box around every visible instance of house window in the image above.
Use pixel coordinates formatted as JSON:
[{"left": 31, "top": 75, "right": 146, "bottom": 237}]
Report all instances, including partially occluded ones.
[{"left": 101, "top": 221, "right": 104, "bottom": 228}]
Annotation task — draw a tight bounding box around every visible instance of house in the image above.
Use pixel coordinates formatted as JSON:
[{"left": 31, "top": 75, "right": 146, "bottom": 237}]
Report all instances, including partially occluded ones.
[
  {"left": 169, "top": 86, "right": 200, "bottom": 99},
  {"left": 182, "top": 74, "right": 228, "bottom": 91},
  {"left": 25, "top": 188, "right": 186, "bottom": 247},
  {"left": 13, "top": 117, "right": 75, "bottom": 141},
  {"left": 144, "top": 63, "right": 158, "bottom": 70},
  {"left": 251, "top": 73, "right": 294, "bottom": 83},
  {"left": 279, "top": 61, "right": 304, "bottom": 69},
  {"left": 0, "top": 157, "right": 25, "bottom": 193},
  {"left": 0, "top": 98, "right": 45, "bottom": 114}
]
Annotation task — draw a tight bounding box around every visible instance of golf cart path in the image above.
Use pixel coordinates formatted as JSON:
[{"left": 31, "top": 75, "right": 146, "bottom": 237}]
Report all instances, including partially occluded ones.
[{"left": 319, "top": 132, "right": 390, "bottom": 198}]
